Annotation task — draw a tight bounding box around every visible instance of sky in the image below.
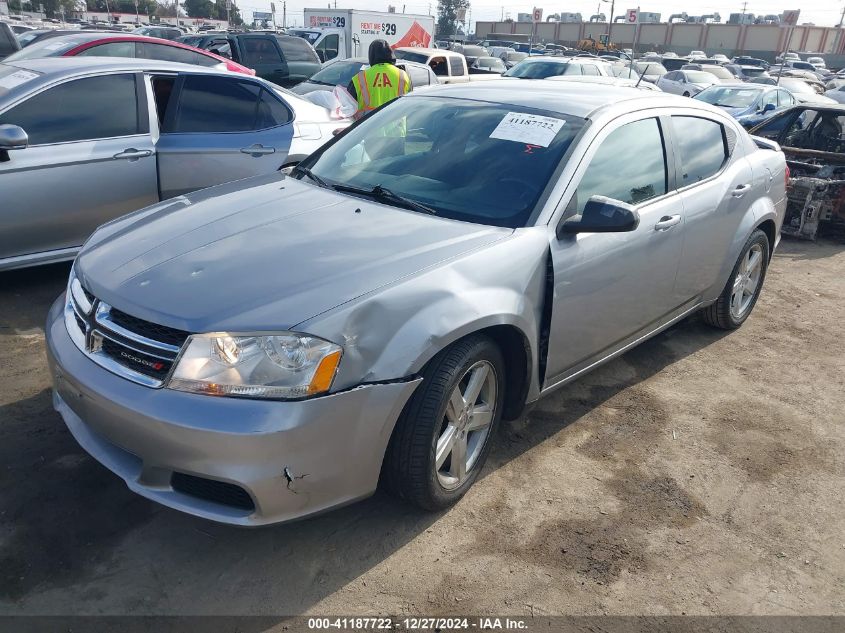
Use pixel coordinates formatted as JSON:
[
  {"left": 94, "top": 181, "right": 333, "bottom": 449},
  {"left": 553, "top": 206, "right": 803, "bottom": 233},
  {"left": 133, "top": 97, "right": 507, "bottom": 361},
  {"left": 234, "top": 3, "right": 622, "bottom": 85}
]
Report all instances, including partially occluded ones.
[{"left": 237, "top": 0, "right": 842, "bottom": 30}]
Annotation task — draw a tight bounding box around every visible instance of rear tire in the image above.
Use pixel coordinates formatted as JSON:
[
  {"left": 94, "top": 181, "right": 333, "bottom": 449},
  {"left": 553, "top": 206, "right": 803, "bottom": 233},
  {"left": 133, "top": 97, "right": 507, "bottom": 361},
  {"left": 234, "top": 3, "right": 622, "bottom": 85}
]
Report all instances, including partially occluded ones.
[
  {"left": 383, "top": 335, "right": 505, "bottom": 511},
  {"left": 702, "top": 229, "right": 769, "bottom": 329},
  {"left": 682, "top": 91, "right": 691, "bottom": 97}
]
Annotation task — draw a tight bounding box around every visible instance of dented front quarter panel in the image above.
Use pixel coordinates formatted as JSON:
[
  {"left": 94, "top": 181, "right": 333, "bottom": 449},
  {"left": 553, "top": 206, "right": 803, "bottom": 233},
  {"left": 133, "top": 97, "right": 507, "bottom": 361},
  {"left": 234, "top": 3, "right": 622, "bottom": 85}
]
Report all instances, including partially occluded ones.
[{"left": 297, "top": 227, "right": 551, "bottom": 404}]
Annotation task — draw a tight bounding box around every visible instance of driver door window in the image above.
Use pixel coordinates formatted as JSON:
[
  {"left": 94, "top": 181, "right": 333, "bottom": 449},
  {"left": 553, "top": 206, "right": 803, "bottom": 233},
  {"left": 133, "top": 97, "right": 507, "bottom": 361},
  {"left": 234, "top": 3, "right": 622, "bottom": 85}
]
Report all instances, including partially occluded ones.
[
  {"left": 429, "top": 56, "right": 448, "bottom": 76},
  {"left": 570, "top": 118, "right": 667, "bottom": 214},
  {"left": 761, "top": 90, "right": 777, "bottom": 109}
]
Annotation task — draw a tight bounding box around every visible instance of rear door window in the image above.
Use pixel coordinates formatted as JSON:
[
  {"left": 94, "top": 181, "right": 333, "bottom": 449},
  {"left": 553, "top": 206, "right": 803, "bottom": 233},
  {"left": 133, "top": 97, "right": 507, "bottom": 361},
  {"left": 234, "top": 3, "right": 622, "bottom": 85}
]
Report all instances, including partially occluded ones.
[
  {"left": 761, "top": 90, "right": 777, "bottom": 109},
  {"left": 777, "top": 89, "right": 795, "bottom": 107},
  {"left": 449, "top": 55, "right": 465, "bottom": 76},
  {"left": 241, "top": 37, "right": 284, "bottom": 66},
  {"left": 277, "top": 36, "right": 319, "bottom": 63},
  {"left": 75, "top": 41, "right": 136, "bottom": 58},
  {"left": 671, "top": 116, "right": 728, "bottom": 185},
  {"left": 166, "top": 75, "right": 272, "bottom": 133},
  {"left": 0, "top": 73, "right": 139, "bottom": 145},
  {"left": 138, "top": 43, "right": 200, "bottom": 65}
]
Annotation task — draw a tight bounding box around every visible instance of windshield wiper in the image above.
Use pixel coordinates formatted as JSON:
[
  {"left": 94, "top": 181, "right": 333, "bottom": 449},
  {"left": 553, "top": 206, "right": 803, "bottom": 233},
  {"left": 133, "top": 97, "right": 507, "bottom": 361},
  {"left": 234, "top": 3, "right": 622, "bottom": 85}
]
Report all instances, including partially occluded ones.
[
  {"left": 333, "top": 184, "right": 438, "bottom": 215},
  {"left": 291, "top": 165, "right": 330, "bottom": 189}
]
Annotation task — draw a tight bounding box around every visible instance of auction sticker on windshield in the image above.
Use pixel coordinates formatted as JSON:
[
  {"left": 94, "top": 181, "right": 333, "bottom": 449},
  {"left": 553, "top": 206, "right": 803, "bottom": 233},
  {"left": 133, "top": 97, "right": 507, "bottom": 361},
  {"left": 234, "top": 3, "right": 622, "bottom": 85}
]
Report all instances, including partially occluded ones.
[
  {"left": 490, "top": 112, "right": 565, "bottom": 147},
  {"left": 0, "top": 70, "right": 39, "bottom": 91}
]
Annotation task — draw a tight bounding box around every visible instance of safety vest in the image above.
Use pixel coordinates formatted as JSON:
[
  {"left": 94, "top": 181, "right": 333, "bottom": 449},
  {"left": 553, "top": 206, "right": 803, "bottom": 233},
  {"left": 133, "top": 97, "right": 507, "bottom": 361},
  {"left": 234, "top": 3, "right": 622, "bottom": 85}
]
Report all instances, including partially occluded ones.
[{"left": 351, "top": 63, "right": 411, "bottom": 114}]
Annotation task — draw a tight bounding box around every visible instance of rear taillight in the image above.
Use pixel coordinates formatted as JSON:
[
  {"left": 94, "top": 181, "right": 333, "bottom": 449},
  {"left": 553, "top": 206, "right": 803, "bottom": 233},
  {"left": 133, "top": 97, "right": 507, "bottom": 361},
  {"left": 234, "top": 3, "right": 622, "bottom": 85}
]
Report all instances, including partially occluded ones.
[{"left": 785, "top": 164, "right": 790, "bottom": 188}]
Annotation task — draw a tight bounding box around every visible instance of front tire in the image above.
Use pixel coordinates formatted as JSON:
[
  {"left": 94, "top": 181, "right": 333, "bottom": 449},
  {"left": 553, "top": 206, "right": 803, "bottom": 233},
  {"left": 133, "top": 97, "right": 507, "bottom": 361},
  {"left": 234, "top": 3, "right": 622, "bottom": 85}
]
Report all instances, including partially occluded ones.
[
  {"left": 702, "top": 229, "right": 769, "bottom": 329},
  {"left": 383, "top": 335, "right": 505, "bottom": 511}
]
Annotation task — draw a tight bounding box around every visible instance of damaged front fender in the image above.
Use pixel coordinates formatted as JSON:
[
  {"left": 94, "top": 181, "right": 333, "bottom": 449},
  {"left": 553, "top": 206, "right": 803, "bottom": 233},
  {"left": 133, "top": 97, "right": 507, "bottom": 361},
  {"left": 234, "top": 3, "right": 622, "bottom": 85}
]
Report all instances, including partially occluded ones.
[{"left": 297, "top": 228, "right": 551, "bottom": 406}]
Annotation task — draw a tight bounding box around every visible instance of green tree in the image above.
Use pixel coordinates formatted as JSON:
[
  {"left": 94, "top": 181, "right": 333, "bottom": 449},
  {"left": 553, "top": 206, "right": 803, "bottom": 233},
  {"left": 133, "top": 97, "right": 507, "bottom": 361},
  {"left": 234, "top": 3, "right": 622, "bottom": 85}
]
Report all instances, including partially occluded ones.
[
  {"left": 183, "top": 0, "right": 213, "bottom": 19},
  {"left": 437, "top": 0, "right": 469, "bottom": 38},
  {"left": 214, "top": 0, "right": 243, "bottom": 25}
]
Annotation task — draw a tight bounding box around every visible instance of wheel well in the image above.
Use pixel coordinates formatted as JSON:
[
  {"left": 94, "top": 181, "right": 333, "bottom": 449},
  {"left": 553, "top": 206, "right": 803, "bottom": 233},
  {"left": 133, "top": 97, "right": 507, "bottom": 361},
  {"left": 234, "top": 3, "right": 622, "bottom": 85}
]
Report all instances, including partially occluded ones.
[
  {"left": 476, "top": 325, "right": 532, "bottom": 421},
  {"left": 757, "top": 219, "right": 777, "bottom": 260}
]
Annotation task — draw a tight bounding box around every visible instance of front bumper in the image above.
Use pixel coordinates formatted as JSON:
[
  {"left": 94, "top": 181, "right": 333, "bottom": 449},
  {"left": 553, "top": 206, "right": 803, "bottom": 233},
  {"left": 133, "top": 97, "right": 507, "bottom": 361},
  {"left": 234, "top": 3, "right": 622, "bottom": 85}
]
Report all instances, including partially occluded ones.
[{"left": 45, "top": 296, "right": 421, "bottom": 526}]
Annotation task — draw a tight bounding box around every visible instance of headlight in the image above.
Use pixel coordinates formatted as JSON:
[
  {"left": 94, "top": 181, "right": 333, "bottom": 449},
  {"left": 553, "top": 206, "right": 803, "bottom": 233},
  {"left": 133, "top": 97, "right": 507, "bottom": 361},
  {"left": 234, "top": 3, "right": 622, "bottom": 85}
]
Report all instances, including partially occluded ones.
[{"left": 167, "top": 332, "right": 342, "bottom": 399}]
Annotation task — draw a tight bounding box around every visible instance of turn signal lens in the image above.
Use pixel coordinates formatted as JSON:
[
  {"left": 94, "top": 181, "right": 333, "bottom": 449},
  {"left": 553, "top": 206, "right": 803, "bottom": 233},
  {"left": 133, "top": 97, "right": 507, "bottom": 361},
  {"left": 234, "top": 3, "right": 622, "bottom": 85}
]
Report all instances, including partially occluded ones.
[{"left": 308, "top": 350, "right": 343, "bottom": 395}]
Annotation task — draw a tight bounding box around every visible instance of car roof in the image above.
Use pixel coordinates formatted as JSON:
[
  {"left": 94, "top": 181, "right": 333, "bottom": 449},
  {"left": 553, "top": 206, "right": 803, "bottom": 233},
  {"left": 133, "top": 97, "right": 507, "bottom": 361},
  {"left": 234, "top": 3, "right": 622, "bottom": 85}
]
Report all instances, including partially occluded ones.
[
  {"left": 414, "top": 79, "right": 680, "bottom": 119},
  {"left": 0, "top": 56, "right": 235, "bottom": 89}
]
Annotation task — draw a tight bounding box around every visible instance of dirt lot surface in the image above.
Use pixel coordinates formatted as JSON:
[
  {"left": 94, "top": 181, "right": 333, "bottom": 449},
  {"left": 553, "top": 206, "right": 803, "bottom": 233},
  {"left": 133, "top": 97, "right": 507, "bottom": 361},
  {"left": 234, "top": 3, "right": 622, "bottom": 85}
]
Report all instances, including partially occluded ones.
[{"left": 0, "top": 238, "right": 843, "bottom": 619}]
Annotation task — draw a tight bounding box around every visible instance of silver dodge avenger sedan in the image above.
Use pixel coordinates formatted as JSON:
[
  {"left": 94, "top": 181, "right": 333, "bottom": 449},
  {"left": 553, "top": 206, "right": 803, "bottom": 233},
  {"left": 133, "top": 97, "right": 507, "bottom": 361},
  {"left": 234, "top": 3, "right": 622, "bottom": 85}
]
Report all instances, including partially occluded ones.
[{"left": 47, "top": 81, "right": 787, "bottom": 525}]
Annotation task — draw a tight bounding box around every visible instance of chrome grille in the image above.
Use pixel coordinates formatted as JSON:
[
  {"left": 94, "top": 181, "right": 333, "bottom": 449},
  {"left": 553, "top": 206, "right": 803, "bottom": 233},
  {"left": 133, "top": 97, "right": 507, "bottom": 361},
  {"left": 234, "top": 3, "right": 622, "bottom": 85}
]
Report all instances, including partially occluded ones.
[{"left": 65, "top": 275, "right": 189, "bottom": 387}]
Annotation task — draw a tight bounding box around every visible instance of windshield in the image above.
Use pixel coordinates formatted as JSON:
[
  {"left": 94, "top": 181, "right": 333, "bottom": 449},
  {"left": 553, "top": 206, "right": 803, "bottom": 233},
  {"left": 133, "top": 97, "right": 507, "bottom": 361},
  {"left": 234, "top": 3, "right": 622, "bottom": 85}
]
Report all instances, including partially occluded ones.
[
  {"left": 506, "top": 52, "right": 527, "bottom": 62},
  {"left": 743, "top": 67, "right": 767, "bottom": 77},
  {"left": 696, "top": 86, "right": 761, "bottom": 108},
  {"left": 289, "top": 29, "right": 321, "bottom": 45},
  {"left": 685, "top": 70, "right": 718, "bottom": 84},
  {"left": 504, "top": 59, "right": 578, "bottom": 79},
  {"left": 394, "top": 49, "right": 429, "bottom": 64},
  {"left": 16, "top": 30, "right": 46, "bottom": 46},
  {"left": 309, "top": 60, "right": 363, "bottom": 86},
  {"left": 4, "top": 35, "right": 89, "bottom": 60},
  {"left": 632, "top": 62, "right": 666, "bottom": 76},
  {"left": 302, "top": 96, "right": 585, "bottom": 228},
  {"left": 610, "top": 65, "right": 639, "bottom": 78},
  {"left": 700, "top": 66, "right": 732, "bottom": 80}
]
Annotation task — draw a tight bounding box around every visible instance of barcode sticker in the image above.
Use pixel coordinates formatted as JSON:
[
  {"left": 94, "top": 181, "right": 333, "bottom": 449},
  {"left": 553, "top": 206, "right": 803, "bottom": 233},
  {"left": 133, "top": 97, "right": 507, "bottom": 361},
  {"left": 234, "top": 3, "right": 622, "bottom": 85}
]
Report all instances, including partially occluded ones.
[
  {"left": 490, "top": 112, "right": 565, "bottom": 147},
  {"left": 0, "top": 70, "right": 39, "bottom": 91}
]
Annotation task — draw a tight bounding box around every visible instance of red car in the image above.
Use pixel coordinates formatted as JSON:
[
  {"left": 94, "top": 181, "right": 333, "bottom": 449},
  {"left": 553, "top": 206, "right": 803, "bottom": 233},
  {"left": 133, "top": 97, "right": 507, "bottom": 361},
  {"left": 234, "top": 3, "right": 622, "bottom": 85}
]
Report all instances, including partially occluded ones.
[{"left": 5, "top": 32, "right": 255, "bottom": 76}]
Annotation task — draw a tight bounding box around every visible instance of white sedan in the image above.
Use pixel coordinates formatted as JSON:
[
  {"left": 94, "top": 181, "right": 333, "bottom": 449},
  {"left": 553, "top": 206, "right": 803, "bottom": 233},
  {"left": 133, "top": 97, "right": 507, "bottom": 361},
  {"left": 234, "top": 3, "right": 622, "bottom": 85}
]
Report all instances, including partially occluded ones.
[{"left": 656, "top": 70, "right": 720, "bottom": 97}]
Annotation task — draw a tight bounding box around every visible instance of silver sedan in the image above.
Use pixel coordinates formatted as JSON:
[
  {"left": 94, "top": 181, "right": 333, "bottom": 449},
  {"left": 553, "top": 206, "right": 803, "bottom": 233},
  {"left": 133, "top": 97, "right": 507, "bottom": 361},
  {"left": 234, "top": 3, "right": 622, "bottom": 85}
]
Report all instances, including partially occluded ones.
[
  {"left": 47, "top": 82, "right": 786, "bottom": 525},
  {"left": 0, "top": 57, "right": 349, "bottom": 271}
]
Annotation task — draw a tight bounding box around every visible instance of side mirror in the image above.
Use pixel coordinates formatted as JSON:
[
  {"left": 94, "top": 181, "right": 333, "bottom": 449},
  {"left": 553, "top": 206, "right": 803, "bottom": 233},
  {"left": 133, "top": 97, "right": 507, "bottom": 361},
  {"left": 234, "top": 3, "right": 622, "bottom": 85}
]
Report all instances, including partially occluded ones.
[
  {"left": 762, "top": 103, "right": 776, "bottom": 113},
  {"left": 0, "top": 124, "right": 28, "bottom": 151},
  {"left": 558, "top": 196, "right": 640, "bottom": 237}
]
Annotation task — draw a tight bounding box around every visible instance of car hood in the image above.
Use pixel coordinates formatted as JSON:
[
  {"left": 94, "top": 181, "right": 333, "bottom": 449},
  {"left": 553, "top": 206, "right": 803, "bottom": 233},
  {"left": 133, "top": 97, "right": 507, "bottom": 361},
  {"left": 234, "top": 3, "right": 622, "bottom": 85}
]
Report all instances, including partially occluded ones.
[{"left": 76, "top": 174, "right": 511, "bottom": 333}]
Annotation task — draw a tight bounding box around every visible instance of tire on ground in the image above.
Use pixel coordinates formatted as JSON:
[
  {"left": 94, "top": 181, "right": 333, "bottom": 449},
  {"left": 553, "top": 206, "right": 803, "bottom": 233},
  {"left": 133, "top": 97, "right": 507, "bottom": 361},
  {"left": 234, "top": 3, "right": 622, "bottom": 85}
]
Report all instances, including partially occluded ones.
[
  {"left": 702, "top": 228, "right": 770, "bottom": 330},
  {"left": 382, "top": 334, "right": 505, "bottom": 511}
]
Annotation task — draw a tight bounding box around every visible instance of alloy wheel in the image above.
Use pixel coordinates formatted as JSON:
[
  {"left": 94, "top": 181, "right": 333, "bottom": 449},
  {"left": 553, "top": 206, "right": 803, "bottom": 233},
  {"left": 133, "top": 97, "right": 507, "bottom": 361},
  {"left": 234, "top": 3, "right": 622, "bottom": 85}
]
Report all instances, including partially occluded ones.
[
  {"left": 730, "top": 243, "right": 764, "bottom": 320},
  {"left": 435, "top": 360, "right": 498, "bottom": 490}
]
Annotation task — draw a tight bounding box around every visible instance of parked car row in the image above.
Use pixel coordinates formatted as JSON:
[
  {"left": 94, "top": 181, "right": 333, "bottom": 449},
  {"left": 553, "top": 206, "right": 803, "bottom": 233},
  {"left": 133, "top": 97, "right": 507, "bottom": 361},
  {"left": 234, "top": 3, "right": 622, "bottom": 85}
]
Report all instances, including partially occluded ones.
[{"left": 0, "top": 57, "right": 349, "bottom": 271}]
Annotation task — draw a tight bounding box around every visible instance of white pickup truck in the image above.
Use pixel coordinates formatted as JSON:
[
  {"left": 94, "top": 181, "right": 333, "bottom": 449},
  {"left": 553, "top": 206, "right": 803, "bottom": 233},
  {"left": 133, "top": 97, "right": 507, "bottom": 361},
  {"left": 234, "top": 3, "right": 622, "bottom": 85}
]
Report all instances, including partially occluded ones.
[{"left": 394, "top": 47, "right": 503, "bottom": 84}]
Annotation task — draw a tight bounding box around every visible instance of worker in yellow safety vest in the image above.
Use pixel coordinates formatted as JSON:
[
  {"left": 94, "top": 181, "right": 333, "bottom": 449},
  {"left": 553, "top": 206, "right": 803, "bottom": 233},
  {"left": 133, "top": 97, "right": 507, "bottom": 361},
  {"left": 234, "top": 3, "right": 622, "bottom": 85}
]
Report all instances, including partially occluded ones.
[{"left": 348, "top": 39, "right": 411, "bottom": 120}]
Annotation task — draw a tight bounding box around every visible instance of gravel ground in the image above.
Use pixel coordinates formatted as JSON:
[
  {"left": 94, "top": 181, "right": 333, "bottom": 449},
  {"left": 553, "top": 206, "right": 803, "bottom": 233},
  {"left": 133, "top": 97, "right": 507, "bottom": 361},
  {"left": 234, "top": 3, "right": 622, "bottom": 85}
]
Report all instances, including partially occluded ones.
[{"left": 0, "top": 237, "right": 843, "bottom": 619}]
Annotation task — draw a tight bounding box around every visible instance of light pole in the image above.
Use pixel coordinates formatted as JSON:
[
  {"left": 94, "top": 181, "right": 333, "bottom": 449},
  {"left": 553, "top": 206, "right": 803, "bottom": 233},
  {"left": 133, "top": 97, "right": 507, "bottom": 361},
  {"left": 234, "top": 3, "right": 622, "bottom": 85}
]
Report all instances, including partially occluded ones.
[{"left": 598, "top": 0, "right": 616, "bottom": 24}]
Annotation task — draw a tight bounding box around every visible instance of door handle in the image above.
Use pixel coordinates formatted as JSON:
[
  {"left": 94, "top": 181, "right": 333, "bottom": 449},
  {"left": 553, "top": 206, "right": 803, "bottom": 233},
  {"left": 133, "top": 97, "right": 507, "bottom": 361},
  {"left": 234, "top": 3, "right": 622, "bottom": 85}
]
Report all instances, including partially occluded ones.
[
  {"left": 654, "top": 214, "right": 681, "bottom": 231},
  {"left": 240, "top": 144, "right": 276, "bottom": 156},
  {"left": 732, "top": 183, "right": 752, "bottom": 198},
  {"left": 113, "top": 148, "right": 152, "bottom": 160}
]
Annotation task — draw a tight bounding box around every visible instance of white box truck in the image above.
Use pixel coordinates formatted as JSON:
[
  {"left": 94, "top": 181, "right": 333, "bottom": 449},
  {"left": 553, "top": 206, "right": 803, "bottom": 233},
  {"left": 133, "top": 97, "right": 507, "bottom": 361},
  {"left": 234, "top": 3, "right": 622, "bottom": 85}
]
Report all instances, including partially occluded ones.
[{"left": 291, "top": 9, "right": 435, "bottom": 63}]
